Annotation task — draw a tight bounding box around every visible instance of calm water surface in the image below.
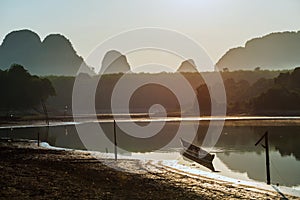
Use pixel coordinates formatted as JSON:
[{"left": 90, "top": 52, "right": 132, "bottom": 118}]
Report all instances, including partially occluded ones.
[{"left": 1, "top": 118, "right": 299, "bottom": 187}]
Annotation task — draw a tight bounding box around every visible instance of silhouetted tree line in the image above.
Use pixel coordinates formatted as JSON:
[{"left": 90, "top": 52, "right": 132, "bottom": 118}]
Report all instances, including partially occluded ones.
[
  {"left": 196, "top": 67, "right": 300, "bottom": 115},
  {"left": 250, "top": 67, "right": 300, "bottom": 114},
  {"left": 0, "top": 64, "right": 55, "bottom": 115},
  {"left": 45, "top": 69, "right": 299, "bottom": 116},
  {"left": 2, "top": 65, "right": 298, "bottom": 116}
]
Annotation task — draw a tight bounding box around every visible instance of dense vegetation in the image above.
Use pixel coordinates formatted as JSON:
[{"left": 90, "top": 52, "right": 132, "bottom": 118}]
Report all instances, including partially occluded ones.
[
  {"left": 250, "top": 68, "right": 300, "bottom": 114},
  {"left": 2, "top": 65, "right": 300, "bottom": 117},
  {"left": 0, "top": 64, "right": 55, "bottom": 116},
  {"left": 46, "top": 69, "right": 297, "bottom": 116}
]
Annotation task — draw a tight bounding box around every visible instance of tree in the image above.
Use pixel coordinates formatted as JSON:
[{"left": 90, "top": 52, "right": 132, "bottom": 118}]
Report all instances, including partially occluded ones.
[
  {"left": 223, "top": 67, "right": 229, "bottom": 72},
  {"left": 250, "top": 67, "right": 300, "bottom": 114},
  {"left": 254, "top": 67, "right": 260, "bottom": 71},
  {"left": 0, "top": 64, "right": 55, "bottom": 113}
]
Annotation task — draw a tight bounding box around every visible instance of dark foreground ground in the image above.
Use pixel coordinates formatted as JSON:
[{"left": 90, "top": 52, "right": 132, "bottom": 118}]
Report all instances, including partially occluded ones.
[{"left": 0, "top": 141, "right": 296, "bottom": 200}]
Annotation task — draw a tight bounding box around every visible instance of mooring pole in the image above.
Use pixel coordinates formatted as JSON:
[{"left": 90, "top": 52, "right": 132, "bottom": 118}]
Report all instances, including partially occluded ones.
[
  {"left": 113, "top": 120, "right": 117, "bottom": 161},
  {"left": 37, "top": 131, "right": 40, "bottom": 147},
  {"left": 255, "top": 131, "right": 271, "bottom": 185},
  {"left": 10, "top": 128, "right": 13, "bottom": 141}
]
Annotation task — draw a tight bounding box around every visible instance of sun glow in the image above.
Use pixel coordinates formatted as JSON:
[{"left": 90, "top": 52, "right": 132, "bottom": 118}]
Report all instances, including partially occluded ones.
[{"left": 126, "top": 49, "right": 184, "bottom": 73}]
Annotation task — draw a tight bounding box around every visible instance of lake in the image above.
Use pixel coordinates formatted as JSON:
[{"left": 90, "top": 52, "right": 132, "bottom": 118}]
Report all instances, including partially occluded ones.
[{"left": 1, "top": 117, "right": 299, "bottom": 188}]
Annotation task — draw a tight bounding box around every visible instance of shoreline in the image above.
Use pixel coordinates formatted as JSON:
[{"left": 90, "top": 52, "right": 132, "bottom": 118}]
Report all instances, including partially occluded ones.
[
  {"left": 2, "top": 115, "right": 300, "bottom": 129},
  {"left": 42, "top": 141, "right": 300, "bottom": 198},
  {"left": 0, "top": 140, "right": 298, "bottom": 199}
]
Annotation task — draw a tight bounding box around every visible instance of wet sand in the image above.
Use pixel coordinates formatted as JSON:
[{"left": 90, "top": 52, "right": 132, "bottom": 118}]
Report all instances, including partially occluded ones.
[{"left": 0, "top": 140, "right": 297, "bottom": 199}]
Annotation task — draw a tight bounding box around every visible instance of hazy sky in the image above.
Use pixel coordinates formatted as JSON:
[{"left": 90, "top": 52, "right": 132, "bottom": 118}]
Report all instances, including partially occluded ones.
[{"left": 1, "top": 0, "right": 300, "bottom": 71}]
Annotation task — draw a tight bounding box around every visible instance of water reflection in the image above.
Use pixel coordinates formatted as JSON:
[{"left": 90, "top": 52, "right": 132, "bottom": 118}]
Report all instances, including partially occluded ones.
[
  {"left": 214, "top": 126, "right": 300, "bottom": 160},
  {"left": 0, "top": 121, "right": 299, "bottom": 186}
]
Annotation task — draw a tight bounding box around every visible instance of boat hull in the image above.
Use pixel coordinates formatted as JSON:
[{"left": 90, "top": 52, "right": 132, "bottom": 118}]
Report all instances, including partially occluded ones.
[{"left": 180, "top": 138, "right": 216, "bottom": 172}]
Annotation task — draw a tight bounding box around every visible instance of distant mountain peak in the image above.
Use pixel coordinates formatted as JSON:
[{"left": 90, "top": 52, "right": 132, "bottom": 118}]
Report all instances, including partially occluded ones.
[
  {"left": 43, "top": 34, "right": 73, "bottom": 48},
  {"left": 216, "top": 31, "right": 300, "bottom": 70},
  {"left": 0, "top": 29, "right": 93, "bottom": 75},
  {"left": 1, "top": 29, "right": 41, "bottom": 46},
  {"left": 99, "top": 50, "right": 131, "bottom": 74},
  {"left": 177, "top": 59, "right": 198, "bottom": 72}
]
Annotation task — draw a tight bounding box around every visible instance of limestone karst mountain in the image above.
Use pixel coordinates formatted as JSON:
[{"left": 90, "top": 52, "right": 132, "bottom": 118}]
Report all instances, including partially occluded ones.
[
  {"left": 99, "top": 50, "right": 131, "bottom": 74},
  {"left": 0, "top": 29, "right": 93, "bottom": 75},
  {"left": 216, "top": 31, "right": 300, "bottom": 71},
  {"left": 177, "top": 59, "right": 198, "bottom": 72}
]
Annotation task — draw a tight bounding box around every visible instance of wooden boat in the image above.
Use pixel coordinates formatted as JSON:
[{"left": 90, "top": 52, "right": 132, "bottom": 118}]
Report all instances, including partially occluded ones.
[{"left": 180, "top": 138, "right": 217, "bottom": 172}]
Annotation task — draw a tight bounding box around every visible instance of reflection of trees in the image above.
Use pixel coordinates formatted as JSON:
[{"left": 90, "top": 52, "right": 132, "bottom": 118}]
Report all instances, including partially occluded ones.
[
  {"left": 217, "top": 151, "right": 300, "bottom": 186},
  {"left": 47, "top": 126, "right": 85, "bottom": 150},
  {"left": 205, "top": 125, "right": 300, "bottom": 186},
  {"left": 100, "top": 121, "right": 180, "bottom": 153},
  {"left": 270, "top": 126, "right": 300, "bottom": 160},
  {"left": 198, "top": 125, "right": 300, "bottom": 160}
]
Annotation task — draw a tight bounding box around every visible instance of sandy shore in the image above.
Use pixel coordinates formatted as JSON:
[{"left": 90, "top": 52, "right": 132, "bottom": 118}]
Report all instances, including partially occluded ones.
[{"left": 0, "top": 140, "right": 298, "bottom": 199}]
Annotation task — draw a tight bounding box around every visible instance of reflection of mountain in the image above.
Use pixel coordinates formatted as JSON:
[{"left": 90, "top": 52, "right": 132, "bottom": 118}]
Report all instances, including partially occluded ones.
[
  {"left": 99, "top": 50, "right": 131, "bottom": 74},
  {"left": 216, "top": 31, "right": 300, "bottom": 70},
  {"left": 0, "top": 29, "right": 93, "bottom": 75}
]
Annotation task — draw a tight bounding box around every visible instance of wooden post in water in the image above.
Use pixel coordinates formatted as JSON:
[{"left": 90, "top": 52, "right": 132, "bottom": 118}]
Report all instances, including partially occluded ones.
[
  {"left": 10, "top": 128, "right": 13, "bottom": 141},
  {"left": 113, "top": 120, "right": 117, "bottom": 161},
  {"left": 265, "top": 132, "right": 271, "bottom": 185},
  {"left": 37, "top": 131, "right": 40, "bottom": 147},
  {"left": 255, "top": 131, "right": 271, "bottom": 185}
]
